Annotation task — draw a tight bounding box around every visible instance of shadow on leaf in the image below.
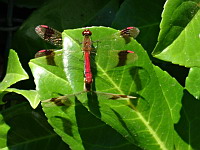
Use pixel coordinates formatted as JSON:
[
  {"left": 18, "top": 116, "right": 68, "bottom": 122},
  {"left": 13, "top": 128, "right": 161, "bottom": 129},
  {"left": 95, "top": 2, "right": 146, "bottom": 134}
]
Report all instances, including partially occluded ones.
[{"left": 174, "top": 89, "right": 200, "bottom": 149}]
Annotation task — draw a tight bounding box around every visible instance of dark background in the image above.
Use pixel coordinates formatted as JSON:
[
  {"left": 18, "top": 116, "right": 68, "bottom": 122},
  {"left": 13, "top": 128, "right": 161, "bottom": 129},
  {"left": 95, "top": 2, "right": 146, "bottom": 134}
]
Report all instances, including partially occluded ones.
[
  {"left": 0, "top": 1, "right": 36, "bottom": 79},
  {"left": 0, "top": 0, "right": 188, "bottom": 88}
]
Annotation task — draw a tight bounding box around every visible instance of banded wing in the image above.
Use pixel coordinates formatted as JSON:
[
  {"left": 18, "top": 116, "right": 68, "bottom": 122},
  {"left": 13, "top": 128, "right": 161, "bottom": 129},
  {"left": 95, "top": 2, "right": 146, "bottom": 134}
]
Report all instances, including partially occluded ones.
[
  {"left": 35, "top": 25, "right": 62, "bottom": 48},
  {"left": 35, "top": 25, "right": 62, "bottom": 58},
  {"left": 120, "top": 27, "right": 140, "bottom": 38},
  {"left": 34, "top": 25, "right": 139, "bottom": 58},
  {"left": 35, "top": 25, "right": 139, "bottom": 49}
]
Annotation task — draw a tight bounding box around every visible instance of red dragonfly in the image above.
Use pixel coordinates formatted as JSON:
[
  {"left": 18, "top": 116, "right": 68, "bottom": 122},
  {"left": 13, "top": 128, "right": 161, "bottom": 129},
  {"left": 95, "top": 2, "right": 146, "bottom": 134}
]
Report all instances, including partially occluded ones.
[{"left": 35, "top": 25, "right": 140, "bottom": 103}]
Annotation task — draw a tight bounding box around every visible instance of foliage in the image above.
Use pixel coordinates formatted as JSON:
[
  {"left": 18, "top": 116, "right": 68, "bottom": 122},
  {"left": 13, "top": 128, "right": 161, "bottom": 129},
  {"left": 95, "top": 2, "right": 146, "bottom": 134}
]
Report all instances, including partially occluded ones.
[{"left": 0, "top": 0, "right": 200, "bottom": 149}]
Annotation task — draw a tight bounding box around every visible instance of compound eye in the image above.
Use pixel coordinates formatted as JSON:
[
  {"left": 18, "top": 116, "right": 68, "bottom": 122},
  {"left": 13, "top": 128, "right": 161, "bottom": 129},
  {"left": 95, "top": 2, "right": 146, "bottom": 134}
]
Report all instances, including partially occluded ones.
[{"left": 82, "top": 29, "right": 92, "bottom": 36}]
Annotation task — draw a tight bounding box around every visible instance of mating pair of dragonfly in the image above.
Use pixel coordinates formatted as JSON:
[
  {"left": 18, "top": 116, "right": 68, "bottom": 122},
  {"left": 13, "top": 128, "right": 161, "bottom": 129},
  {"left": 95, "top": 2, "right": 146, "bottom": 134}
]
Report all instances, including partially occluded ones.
[{"left": 35, "top": 25, "right": 140, "bottom": 104}]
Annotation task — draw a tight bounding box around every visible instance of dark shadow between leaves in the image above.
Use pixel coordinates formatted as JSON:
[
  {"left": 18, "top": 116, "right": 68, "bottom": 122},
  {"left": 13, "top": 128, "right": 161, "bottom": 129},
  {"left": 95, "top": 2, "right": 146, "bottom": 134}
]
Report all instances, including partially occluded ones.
[
  {"left": 3, "top": 102, "right": 69, "bottom": 149},
  {"left": 174, "top": 89, "right": 200, "bottom": 149}
]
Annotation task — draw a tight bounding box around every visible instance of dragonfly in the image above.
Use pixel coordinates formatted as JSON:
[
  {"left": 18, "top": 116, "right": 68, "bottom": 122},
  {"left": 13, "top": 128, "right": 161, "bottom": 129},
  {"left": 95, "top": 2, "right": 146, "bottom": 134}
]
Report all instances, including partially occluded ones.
[{"left": 34, "top": 25, "right": 140, "bottom": 105}]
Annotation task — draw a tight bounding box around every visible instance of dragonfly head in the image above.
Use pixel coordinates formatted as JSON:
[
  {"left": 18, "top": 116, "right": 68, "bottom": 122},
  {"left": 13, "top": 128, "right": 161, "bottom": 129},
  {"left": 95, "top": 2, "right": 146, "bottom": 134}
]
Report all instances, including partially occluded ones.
[{"left": 82, "top": 29, "right": 92, "bottom": 36}]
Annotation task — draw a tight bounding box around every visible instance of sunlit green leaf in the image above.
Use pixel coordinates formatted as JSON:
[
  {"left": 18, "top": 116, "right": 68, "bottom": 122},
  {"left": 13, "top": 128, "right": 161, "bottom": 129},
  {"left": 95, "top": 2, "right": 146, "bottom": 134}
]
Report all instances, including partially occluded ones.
[
  {"left": 153, "top": 65, "right": 183, "bottom": 123},
  {"left": 154, "top": 10, "right": 200, "bottom": 67},
  {"left": 0, "top": 49, "right": 28, "bottom": 91},
  {"left": 0, "top": 49, "right": 40, "bottom": 108},
  {"left": 4, "top": 89, "right": 39, "bottom": 109},
  {"left": 153, "top": 0, "right": 199, "bottom": 55},
  {"left": 186, "top": 67, "right": 200, "bottom": 99}
]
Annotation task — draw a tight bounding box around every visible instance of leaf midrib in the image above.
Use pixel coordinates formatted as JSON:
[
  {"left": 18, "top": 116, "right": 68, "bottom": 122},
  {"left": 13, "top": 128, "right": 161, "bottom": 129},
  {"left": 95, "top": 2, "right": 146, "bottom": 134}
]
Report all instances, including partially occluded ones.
[{"left": 96, "top": 62, "right": 168, "bottom": 150}]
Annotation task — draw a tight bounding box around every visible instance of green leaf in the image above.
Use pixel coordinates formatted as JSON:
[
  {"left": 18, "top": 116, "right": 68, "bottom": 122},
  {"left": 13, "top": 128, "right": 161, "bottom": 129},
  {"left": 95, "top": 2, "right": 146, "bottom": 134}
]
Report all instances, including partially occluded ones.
[
  {"left": 154, "top": 10, "right": 200, "bottom": 67},
  {"left": 30, "top": 26, "right": 175, "bottom": 149},
  {"left": 153, "top": 65, "right": 183, "bottom": 123},
  {"left": 42, "top": 95, "right": 139, "bottom": 150},
  {"left": 4, "top": 89, "right": 40, "bottom": 109},
  {"left": 0, "top": 49, "right": 40, "bottom": 108},
  {"left": 29, "top": 49, "right": 72, "bottom": 100},
  {"left": 0, "top": 49, "right": 28, "bottom": 91},
  {"left": 0, "top": 114, "right": 10, "bottom": 149},
  {"left": 153, "top": 66, "right": 200, "bottom": 149},
  {"left": 185, "top": 67, "right": 200, "bottom": 99},
  {"left": 153, "top": 0, "right": 199, "bottom": 55},
  {"left": 64, "top": 27, "right": 176, "bottom": 149}
]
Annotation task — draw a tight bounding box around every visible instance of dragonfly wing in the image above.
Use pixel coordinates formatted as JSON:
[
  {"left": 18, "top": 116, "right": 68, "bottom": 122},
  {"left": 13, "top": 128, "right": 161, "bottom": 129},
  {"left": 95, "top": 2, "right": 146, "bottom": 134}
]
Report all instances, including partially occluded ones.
[
  {"left": 35, "top": 25, "right": 62, "bottom": 48},
  {"left": 120, "top": 27, "right": 140, "bottom": 38},
  {"left": 42, "top": 90, "right": 137, "bottom": 109}
]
